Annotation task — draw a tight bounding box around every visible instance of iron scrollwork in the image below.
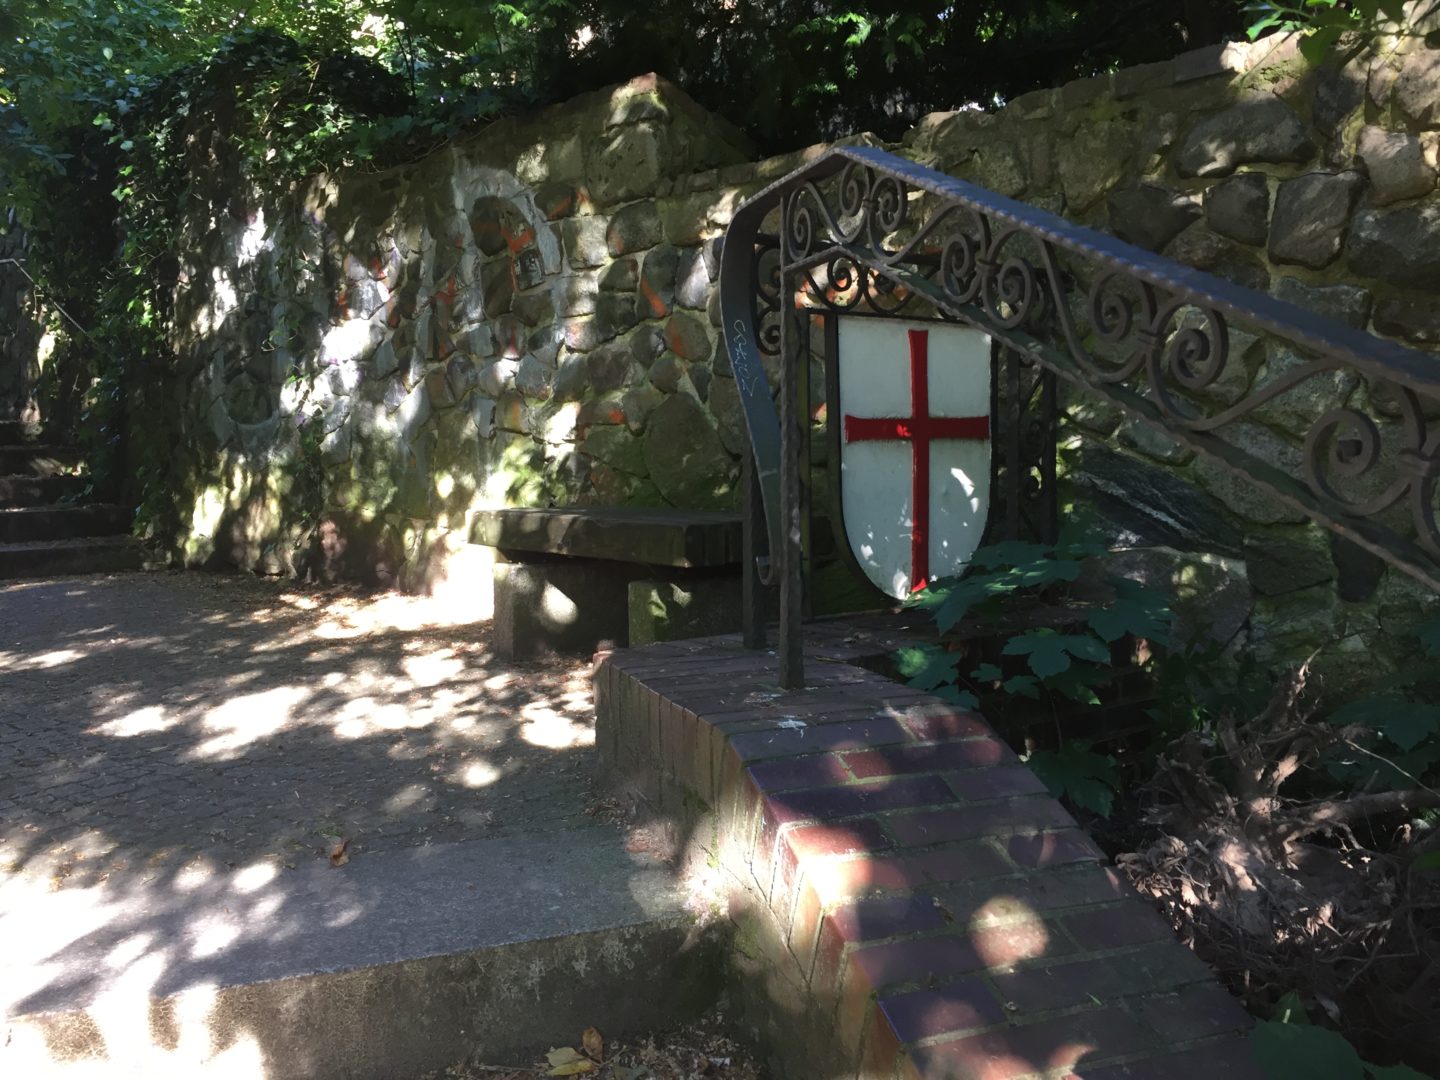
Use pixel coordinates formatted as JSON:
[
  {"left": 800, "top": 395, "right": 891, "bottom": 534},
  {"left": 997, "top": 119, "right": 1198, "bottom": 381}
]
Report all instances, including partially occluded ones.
[{"left": 722, "top": 144, "right": 1440, "bottom": 597}]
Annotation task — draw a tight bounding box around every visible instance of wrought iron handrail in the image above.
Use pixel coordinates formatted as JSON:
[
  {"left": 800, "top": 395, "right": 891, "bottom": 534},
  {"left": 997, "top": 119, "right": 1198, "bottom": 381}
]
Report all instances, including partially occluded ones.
[{"left": 721, "top": 146, "right": 1440, "bottom": 683}]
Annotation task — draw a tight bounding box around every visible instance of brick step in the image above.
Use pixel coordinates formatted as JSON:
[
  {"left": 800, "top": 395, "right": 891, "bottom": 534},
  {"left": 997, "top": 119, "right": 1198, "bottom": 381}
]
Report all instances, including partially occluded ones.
[
  {"left": 0, "top": 504, "right": 131, "bottom": 544},
  {"left": 0, "top": 474, "right": 89, "bottom": 509},
  {"left": 0, "top": 420, "right": 43, "bottom": 443},
  {"left": 0, "top": 536, "right": 143, "bottom": 579},
  {"left": 595, "top": 627, "right": 1265, "bottom": 1080},
  {"left": 0, "top": 444, "right": 83, "bottom": 476}
]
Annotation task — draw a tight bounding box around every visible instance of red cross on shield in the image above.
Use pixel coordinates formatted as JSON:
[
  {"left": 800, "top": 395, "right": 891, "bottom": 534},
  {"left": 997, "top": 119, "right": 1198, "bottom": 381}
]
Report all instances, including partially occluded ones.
[{"left": 837, "top": 318, "right": 992, "bottom": 599}]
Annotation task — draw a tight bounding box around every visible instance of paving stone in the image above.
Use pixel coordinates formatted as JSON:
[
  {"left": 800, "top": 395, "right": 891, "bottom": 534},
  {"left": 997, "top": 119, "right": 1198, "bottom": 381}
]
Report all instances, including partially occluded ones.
[{"left": 0, "top": 574, "right": 600, "bottom": 896}]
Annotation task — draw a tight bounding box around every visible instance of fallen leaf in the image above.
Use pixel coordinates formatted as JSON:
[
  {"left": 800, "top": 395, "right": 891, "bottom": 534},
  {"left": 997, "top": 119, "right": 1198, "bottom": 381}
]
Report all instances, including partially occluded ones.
[
  {"left": 545, "top": 1047, "right": 597, "bottom": 1075},
  {"left": 582, "top": 1026, "right": 603, "bottom": 1062},
  {"left": 328, "top": 838, "right": 350, "bottom": 867}
]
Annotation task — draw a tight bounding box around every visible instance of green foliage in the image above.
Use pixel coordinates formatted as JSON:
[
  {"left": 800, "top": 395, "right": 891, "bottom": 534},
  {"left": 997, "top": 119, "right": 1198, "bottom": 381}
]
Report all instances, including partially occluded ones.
[
  {"left": 1242, "top": 0, "right": 1414, "bottom": 63},
  {"left": 1250, "top": 1018, "right": 1434, "bottom": 1080},
  {"left": 1026, "top": 740, "right": 1119, "bottom": 817},
  {"left": 1324, "top": 616, "right": 1440, "bottom": 792},
  {"left": 894, "top": 529, "right": 1174, "bottom": 817}
]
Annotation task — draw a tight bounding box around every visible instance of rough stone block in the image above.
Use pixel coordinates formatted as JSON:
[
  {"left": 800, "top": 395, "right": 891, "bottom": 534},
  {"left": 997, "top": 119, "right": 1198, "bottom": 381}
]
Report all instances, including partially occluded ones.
[
  {"left": 1375, "top": 297, "right": 1440, "bottom": 343},
  {"left": 1356, "top": 126, "right": 1436, "bottom": 206},
  {"left": 1267, "top": 171, "right": 1363, "bottom": 269},
  {"left": 606, "top": 200, "right": 663, "bottom": 255},
  {"left": 1107, "top": 185, "right": 1201, "bottom": 252},
  {"left": 1348, "top": 203, "right": 1440, "bottom": 289},
  {"left": 1271, "top": 277, "right": 1371, "bottom": 328},
  {"left": 1204, "top": 172, "right": 1270, "bottom": 247},
  {"left": 589, "top": 123, "right": 663, "bottom": 206},
  {"left": 1175, "top": 96, "right": 1315, "bottom": 178}
]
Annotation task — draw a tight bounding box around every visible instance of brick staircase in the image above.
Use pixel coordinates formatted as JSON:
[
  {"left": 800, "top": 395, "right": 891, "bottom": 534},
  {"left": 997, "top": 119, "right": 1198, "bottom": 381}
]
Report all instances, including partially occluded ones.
[
  {"left": 0, "top": 420, "right": 141, "bottom": 578},
  {"left": 597, "top": 617, "right": 1263, "bottom": 1080}
]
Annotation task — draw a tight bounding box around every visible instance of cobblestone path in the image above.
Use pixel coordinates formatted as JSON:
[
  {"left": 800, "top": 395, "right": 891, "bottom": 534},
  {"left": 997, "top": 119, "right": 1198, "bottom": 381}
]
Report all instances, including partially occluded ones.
[{"left": 0, "top": 571, "right": 597, "bottom": 890}]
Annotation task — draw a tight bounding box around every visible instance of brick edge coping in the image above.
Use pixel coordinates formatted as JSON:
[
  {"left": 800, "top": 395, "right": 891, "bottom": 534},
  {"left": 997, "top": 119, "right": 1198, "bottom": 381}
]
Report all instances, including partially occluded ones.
[{"left": 594, "top": 623, "right": 1264, "bottom": 1080}]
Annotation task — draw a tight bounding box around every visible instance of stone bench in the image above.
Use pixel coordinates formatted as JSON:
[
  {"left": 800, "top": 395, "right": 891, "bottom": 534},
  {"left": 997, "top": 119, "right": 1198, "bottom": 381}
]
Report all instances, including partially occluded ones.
[{"left": 470, "top": 506, "right": 747, "bottom": 659}]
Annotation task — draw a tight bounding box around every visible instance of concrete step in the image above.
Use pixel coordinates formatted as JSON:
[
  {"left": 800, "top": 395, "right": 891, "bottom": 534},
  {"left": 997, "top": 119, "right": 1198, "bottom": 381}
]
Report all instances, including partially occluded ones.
[
  {"left": 0, "top": 444, "right": 82, "bottom": 477},
  {"left": 1, "top": 826, "right": 716, "bottom": 1080},
  {"left": 0, "top": 535, "right": 144, "bottom": 578},
  {"left": 0, "top": 504, "right": 131, "bottom": 544},
  {"left": 0, "top": 474, "right": 89, "bottom": 509},
  {"left": 0, "top": 421, "right": 42, "bottom": 443}
]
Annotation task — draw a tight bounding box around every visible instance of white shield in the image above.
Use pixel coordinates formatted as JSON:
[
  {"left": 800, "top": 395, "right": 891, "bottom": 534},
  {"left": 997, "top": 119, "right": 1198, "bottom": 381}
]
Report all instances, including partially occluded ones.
[{"left": 837, "top": 317, "right": 992, "bottom": 599}]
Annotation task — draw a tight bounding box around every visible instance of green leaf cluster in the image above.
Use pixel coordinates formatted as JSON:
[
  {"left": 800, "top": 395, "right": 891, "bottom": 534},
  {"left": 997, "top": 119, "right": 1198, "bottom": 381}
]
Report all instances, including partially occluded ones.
[
  {"left": 892, "top": 529, "right": 1175, "bottom": 817},
  {"left": 1250, "top": 1015, "right": 1432, "bottom": 1080},
  {"left": 1243, "top": 0, "right": 1414, "bottom": 64},
  {"left": 1324, "top": 616, "right": 1440, "bottom": 793}
]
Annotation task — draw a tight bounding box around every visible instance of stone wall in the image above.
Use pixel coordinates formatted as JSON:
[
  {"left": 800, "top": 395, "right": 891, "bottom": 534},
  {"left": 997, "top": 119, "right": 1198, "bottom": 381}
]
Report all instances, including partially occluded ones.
[
  {"left": 893, "top": 22, "right": 1440, "bottom": 681},
  {"left": 159, "top": 24, "right": 1440, "bottom": 673}
]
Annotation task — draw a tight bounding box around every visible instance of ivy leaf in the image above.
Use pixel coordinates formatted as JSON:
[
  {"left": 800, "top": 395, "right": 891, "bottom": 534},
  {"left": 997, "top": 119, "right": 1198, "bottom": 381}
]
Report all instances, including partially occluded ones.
[
  {"left": 1326, "top": 738, "right": 1440, "bottom": 793},
  {"left": 1368, "top": 1064, "right": 1434, "bottom": 1080},
  {"left": 1379, "top": 704, "right": 1440, "bottom": 753},
  {"left": 1003, "top": 631, "right": 1110, "bottom": 679},
  {"left": 1375, "top": 0, "right": 1409, "bottom": 22},
  {"left": 1270, "top": 991, "right": 1310, "bottom": 1025},
  {"left": 970, "top": 540, "right": 1049, "bottom": 568},
  {"left": 934, "top": 576, "right": 1016, "bottom": 634},
  {"left": 1003, "top": 674, "right": 1040, "bottom": 699},
  {"left": 1026, "top": 742, "right": 1119, "bottom": 817},
  {"left": 1088, "top": 595, "right": 1170, "bottom": 645},
  {"left": 893, "top": 644, "right": 958, "bottom": 692},
  {"left": 1249, "top": 1020, "right": 1365, "bottom": 1080},
  {"left": 971, "top": 662, "right": 1002, "bottom": 682},
  {"left": 1298, "top": 24, "right": 1346, "bottom": 66},
  {"left": 1047, "top": 665, "right": 1107, "bottom": 705},
  {"left": 1330, "top": 694, "right": 1402, "bottom": 730},
  {"left": 932, "top": 684, "right": 980, "bottom": 710}
]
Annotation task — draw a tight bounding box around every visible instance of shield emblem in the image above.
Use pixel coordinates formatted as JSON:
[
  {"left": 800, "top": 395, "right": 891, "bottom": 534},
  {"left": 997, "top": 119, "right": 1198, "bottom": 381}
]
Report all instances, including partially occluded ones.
[{"left": 836, "top": 317, "right": 992, "bottom": 599}]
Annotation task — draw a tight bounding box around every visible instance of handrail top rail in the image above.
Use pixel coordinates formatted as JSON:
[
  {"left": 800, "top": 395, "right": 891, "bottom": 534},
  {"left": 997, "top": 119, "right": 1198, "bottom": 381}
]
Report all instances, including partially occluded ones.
[{"left": 733, "top": 144, "right": 1440, "bottom": 396}]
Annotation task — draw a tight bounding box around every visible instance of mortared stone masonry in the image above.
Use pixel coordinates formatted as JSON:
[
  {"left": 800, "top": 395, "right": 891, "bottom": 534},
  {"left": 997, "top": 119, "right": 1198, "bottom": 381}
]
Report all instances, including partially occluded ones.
[{"left": 595, "top": 618, "right": 1262, "bottom": 1080}]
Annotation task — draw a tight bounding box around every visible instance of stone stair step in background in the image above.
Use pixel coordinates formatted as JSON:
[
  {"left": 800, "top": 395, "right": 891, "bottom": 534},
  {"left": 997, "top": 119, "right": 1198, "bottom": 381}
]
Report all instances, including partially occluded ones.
[
  {"left": 0, "top": 536, "right": 143, "bottom": 578},
  {"left": 0, "top": 504, "right": 132, "bottom": 544},
  {"left": 0, "top": 444, "right": 83, "bottom": 476},
  {"left": 0, "top": 420, "right": 41, "bottom": 443},
  {"left": 0, "top": 474, "right": 88, "bottom": 509},
  {"left": 0, "top": 421, "right": 143, "bottom": 578}
]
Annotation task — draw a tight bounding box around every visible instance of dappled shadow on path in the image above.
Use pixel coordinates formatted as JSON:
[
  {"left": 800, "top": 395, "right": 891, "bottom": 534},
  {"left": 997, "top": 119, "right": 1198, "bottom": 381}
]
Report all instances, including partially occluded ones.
[
  {"left": 0, "top": 571, "right": 622, "bottom": 1041},
  {"left": 1, "top": 570, "right": 598, "bottom": 888}
]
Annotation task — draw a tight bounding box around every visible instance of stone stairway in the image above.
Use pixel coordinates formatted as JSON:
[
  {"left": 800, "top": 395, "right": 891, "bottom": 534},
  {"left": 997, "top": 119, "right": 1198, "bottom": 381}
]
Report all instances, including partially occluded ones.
[{"left": 0, "top": 420, "right": 141, "bottom": 578}]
